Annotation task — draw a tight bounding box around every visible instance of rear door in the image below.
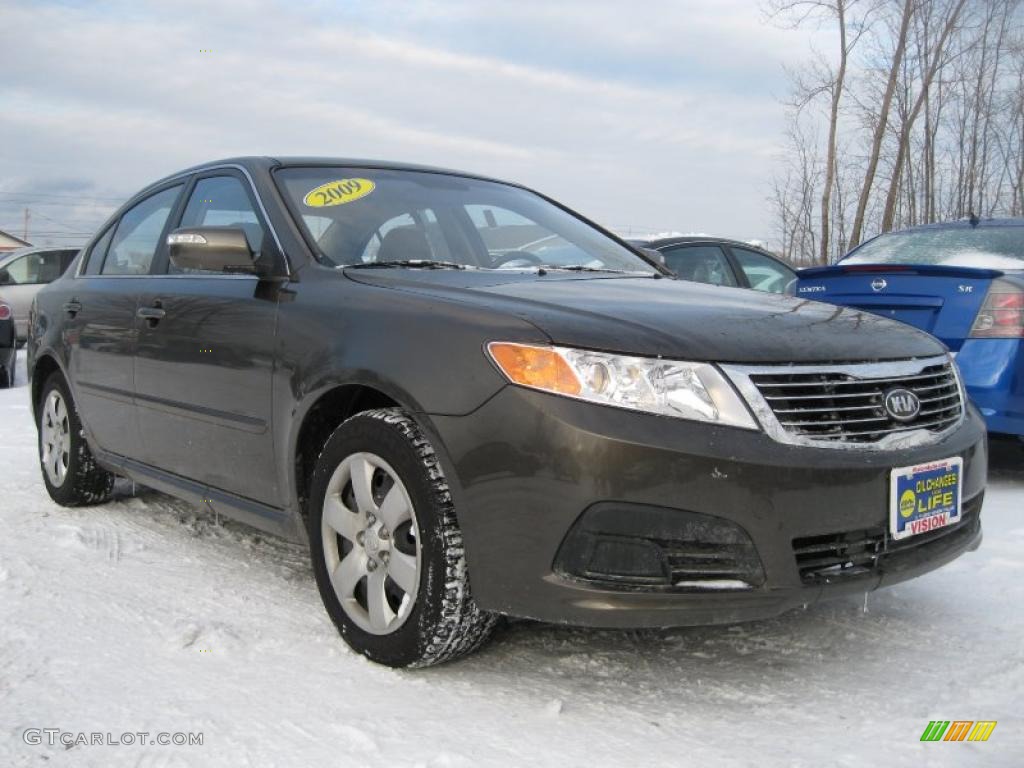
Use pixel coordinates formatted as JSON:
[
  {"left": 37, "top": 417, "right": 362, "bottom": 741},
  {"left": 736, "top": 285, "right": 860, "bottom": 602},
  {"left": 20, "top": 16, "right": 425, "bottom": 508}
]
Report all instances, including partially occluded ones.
[
  {"left": 68, "top": 184, "right": 185, "bottom": 458},
  {"left": 797, "top": 264, "right": 998, "bottom": 350},
  {"left": 132, "top": 172, "right": 282, "bottom": 506}
]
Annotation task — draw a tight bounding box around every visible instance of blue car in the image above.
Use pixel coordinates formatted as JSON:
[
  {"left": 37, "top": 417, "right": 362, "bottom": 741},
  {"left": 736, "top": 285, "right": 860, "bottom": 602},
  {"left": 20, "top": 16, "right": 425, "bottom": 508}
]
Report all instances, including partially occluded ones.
[{"left": 798, "top": 218, "right": 1024, "bottom": 438}]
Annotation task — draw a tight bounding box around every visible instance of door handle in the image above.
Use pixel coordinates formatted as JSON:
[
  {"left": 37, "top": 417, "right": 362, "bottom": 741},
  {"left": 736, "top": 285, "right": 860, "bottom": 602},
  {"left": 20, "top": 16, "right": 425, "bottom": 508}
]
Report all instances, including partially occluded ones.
[
  {"left": 63, "top": 300, "right": 82, "bottom": 317},
  {"left": 137, "top": 303, "right": 166, "bottom": 326}
]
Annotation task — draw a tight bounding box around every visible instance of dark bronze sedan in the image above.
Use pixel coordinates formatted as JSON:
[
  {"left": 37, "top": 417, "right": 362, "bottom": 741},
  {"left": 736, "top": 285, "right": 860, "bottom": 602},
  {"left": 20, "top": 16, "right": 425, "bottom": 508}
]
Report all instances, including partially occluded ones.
[{"left": 28, "top": 157, "right": 985, "bottom": 666}]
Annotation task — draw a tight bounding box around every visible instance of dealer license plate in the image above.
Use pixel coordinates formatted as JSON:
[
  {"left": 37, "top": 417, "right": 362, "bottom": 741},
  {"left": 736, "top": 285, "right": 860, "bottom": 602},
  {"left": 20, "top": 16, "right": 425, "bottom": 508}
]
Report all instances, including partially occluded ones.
[{"left": 890, "top": 457, "right": 963, "bottom": 541}]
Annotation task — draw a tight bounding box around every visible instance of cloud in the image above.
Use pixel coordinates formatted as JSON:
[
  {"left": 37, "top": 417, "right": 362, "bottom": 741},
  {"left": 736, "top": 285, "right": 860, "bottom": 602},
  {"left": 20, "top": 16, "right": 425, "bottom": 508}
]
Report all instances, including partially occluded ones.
[{"left": 0, "top": 0, "right": 821, "bottom": 245}]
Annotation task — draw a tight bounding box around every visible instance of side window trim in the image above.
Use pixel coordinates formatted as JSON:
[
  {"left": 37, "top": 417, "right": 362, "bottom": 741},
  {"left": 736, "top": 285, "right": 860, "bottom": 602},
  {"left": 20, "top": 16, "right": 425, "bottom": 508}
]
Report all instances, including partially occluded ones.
[{"left": 75, "top": 162, "right": 288, "bottom": 279}]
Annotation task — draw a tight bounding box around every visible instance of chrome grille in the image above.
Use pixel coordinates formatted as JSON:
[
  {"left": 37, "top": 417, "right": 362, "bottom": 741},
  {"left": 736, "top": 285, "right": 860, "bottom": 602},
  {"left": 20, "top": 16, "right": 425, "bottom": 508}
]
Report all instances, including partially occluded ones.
[{"left": 723, "top": 356, "right": 963, "bottom": 447}]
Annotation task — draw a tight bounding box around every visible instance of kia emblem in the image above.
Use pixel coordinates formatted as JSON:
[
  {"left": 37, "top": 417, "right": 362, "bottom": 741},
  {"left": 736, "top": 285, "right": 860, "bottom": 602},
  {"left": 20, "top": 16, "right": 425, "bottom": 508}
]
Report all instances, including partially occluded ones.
[
  {"left": 871, "top": 278, "right": 888, "bottom": 292},
  {"left": 884, "top": 388, "right": 921, "bottom": 422}
]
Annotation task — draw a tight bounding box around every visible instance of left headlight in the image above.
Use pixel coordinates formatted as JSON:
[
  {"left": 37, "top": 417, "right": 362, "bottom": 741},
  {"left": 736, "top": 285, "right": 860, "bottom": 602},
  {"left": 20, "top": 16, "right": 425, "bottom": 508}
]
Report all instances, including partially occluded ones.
[{"left": 486, "top": 342, "right": 759, "bottom": 430}]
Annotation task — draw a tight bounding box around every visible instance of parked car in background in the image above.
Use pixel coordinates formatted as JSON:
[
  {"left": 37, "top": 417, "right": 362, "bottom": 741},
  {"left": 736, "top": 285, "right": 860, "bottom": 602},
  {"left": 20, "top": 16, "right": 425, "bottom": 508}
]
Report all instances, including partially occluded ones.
[
  {"left": 0, "top": 246, "right": 80, "bottom": 342},
  {"left": 629, "top": 236, "right": 798, "bottom": 294},
  {"left": 29, "top": 157, "right": 985, "bottom": 667},
  {"left": 0, "top": 300, "right": 15, "bottom": 387},
  {"left": 798, "top": 218, "right": 1024, "bottom": 438}
]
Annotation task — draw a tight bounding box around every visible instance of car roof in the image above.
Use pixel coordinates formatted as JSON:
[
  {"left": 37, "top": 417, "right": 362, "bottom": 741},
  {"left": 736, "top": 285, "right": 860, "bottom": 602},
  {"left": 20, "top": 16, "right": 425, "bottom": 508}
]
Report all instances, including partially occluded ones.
[
  {"left": 635, "top": 235, "right": 773, "bottom": 252},
  {"left": 152, "top": 156, "right": 515, "bottom": 188},
  {"left": 0, "top": 245, "right": 79, "bottom": 263}
]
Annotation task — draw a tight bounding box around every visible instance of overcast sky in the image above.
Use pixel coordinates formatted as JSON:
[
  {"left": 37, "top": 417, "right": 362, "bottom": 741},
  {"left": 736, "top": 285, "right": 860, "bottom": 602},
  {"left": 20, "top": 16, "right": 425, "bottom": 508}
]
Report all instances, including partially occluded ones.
[{"left": 0, "top": 0, "right": 828, "bottom": 248}]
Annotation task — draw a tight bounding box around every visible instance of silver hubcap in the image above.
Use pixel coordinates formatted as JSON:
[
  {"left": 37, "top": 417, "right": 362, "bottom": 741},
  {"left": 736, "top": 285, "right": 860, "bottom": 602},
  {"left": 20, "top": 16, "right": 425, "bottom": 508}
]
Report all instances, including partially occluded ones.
[
  {"left": 321, "top": 452, "right": 421, "bottom": 635},
  {"left": 41, "top": 390, "right": 71, "bottom": 487}
]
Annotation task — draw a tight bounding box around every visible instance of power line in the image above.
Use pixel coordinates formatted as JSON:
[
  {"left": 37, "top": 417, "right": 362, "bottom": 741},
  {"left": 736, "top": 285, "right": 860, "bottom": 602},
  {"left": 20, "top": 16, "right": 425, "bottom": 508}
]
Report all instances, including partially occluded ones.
[
  {"left": 30, "top": 209, "right": 83, "bottom": 232},
  {"left": 0, "top": 191, "right": 127, "bottom": 202},
  {"left": 0, "top": 230, "right": 96, "bottom": 236}
]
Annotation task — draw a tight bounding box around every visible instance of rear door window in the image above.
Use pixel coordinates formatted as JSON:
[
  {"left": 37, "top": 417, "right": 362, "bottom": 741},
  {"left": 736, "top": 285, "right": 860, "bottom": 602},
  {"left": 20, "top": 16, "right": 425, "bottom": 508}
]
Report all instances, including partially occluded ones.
[
  {"left": 101, "top": 185, "right": 182, "bottom": 275},
  {"left": 661, "top": 245, "right": 737, "bottom": 286}
]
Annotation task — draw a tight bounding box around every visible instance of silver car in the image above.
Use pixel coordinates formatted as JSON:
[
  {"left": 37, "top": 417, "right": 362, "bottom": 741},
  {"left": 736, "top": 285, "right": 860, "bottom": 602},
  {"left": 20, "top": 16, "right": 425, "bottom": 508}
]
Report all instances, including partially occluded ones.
[{"left": 0, "top": 247, "right": 80, "bottom": 342}]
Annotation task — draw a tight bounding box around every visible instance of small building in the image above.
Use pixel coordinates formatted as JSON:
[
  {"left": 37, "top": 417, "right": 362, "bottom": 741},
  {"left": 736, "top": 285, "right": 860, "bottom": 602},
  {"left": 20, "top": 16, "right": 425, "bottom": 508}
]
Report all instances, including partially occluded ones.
[{"left": 0, "top": 229, "right": 31, "bottom": 252}]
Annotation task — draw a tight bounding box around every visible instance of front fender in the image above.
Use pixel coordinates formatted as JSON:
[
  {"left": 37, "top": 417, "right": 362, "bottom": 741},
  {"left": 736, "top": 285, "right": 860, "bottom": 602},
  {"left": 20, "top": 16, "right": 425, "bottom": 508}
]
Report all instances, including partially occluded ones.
[{"left": 272, "top": 268, "right": 548, "bottom": 513}]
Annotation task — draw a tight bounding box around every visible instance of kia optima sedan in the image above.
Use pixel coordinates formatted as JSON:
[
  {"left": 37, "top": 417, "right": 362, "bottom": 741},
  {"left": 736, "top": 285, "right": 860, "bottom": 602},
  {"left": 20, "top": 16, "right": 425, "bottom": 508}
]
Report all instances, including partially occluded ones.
[
  {"left": 28, "top": 157, "right": 986, "bottom": 667},
  {"left": 798, "top": 218, "right": 1024, "bottom": 438}
]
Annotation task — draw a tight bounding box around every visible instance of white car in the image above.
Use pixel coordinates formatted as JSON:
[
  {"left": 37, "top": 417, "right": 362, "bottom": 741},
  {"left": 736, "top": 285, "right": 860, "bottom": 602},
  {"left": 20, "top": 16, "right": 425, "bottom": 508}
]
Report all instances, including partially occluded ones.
[{"left": 0, "top": 246, "right": 80, "bottom": 342}]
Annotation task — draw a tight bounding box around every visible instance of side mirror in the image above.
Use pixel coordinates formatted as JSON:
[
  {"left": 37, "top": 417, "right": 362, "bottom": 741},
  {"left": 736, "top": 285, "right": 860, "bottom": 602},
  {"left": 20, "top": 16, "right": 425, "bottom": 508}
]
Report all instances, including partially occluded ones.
[
  {"left": 167, "top": 227, "right": 259, "bottom": 274},
  {"left": 0, "top": 268, "right": 10, "bottom": 285}
]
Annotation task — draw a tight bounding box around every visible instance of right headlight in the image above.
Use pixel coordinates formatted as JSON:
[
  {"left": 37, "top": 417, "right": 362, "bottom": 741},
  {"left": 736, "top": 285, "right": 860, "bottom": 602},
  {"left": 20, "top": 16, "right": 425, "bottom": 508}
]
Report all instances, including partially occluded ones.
[{"left": 486, "top": 342, "right": 759, "bottom": 430}]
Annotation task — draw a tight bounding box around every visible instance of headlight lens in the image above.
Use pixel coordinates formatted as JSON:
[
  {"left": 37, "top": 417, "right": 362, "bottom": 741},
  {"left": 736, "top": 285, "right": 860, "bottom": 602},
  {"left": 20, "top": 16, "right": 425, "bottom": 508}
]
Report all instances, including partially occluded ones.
[{"left": 487, "top": 342, "right": 758, "bottom": 430}]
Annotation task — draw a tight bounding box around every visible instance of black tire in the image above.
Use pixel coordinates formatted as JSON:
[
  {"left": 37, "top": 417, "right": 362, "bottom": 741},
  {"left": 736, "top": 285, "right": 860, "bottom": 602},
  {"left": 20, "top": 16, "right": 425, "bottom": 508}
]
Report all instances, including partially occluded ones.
[
  {"left": 308, "top": 408, "right": 496, "bottom": 667},
  {"left": 38, "top": 372, "right": 115, "bottom": 506}
]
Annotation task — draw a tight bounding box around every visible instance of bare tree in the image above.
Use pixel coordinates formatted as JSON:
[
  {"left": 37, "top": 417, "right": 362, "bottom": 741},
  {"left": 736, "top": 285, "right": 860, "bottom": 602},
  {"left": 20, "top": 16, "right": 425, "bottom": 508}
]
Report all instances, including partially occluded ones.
[
  {"left": 767, "top": 0, "right": 876, "bottom": 263},
  {"left": 766, "top": 0, "right": 1023, "bottom": 264},
  {"left": 848, "top": 0, "right": 914, "bottom": 247},
  {"left": 880, "top": 0, "right": 968, "bottom": 232}
]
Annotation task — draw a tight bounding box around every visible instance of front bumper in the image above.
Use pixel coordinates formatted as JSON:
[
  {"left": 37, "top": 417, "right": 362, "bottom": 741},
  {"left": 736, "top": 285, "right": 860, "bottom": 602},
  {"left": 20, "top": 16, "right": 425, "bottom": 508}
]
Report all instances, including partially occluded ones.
[
  {"left": 429, "top": 386, "right": 987, "bottom": 628},
  {"left": 957, "top": 338, "right": 1024, "bottom": 437}
]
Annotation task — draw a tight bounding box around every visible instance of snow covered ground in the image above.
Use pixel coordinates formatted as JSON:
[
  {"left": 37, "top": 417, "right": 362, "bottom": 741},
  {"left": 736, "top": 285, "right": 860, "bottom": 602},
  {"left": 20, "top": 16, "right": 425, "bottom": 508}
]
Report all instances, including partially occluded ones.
[{"left": 1, "top": 348, "right": 1021, "bottom": 767}]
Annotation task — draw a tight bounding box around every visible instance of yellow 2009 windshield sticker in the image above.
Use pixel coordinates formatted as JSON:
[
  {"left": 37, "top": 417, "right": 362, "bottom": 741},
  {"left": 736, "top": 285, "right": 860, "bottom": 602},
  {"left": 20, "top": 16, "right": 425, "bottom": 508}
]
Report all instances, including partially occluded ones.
[{"left": 303, "top": 178, "right": 375, "bottom": 208}]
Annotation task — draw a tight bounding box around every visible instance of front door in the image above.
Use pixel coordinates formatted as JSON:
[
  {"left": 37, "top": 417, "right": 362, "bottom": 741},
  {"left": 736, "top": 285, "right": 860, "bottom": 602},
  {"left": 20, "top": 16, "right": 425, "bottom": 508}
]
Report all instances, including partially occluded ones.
[{"left": 132, "top": 173, "right": 282, "bottom": 506}]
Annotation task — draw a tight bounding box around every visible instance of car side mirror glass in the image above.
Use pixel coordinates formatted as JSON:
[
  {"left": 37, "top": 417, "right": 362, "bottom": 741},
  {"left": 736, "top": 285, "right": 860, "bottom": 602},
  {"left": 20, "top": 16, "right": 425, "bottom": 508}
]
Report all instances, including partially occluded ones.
[{"left": 167, "top": 227, "right": 259, "bottom": 274}]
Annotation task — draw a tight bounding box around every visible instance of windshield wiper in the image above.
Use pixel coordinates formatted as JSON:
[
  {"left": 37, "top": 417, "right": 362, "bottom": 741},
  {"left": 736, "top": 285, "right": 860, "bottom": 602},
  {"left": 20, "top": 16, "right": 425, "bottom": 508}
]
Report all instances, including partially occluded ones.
[
  {"left": 540, "top": 265, "right": 626, "bottom": 273},
  {"left": 347, "top": 260, "right": 468, "bottom": 270}
]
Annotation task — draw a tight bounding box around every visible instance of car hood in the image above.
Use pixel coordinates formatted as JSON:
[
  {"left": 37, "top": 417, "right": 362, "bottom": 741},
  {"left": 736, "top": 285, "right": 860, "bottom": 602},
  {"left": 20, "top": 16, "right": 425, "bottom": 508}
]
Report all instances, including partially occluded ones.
[{"left": 345, "top": 270, "right": 947, "bottom": 363}]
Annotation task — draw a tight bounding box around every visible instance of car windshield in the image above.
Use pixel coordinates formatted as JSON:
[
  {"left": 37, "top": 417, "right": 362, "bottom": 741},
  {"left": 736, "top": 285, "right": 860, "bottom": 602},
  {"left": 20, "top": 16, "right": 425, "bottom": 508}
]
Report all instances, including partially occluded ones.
[
  {"left": 274, "top": 167, "right": 657, "bottom": 273},
  {"left": 843, "top": 225, "right": 1024, "bottom": 269}
]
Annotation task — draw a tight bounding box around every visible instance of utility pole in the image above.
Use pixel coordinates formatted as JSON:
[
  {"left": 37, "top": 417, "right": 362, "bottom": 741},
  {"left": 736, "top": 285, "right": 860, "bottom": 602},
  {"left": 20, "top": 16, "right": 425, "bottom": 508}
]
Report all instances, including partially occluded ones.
[{"left": 23, "top": 208, "right": 30, "bottom": 243}]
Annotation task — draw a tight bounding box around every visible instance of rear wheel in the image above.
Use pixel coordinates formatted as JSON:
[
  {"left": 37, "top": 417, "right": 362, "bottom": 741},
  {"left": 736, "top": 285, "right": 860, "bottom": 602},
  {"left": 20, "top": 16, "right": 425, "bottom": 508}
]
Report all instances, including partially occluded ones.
[
  {"left": 38, "top": 372, "right": 115, "bottom": 506},
  {"left": 308, "top": 408, "right": 496, "bottom": 667}
]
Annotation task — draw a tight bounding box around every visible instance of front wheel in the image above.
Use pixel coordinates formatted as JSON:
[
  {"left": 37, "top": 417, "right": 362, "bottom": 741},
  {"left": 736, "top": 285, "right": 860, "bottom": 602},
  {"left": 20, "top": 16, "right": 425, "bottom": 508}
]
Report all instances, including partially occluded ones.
[
  {"left": 37, "top": 372, "right": 115, "bottom": 506},
  {"left": 308, "top": 408, "right": 496, "bottom": 667}
]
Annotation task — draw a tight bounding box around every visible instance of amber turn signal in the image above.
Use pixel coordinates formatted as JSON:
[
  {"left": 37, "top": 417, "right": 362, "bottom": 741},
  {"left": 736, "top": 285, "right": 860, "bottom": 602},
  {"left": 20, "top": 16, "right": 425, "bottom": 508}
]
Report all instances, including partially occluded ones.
[{"left": 487, "top": 343, "right": 581, "bottom": 396}]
